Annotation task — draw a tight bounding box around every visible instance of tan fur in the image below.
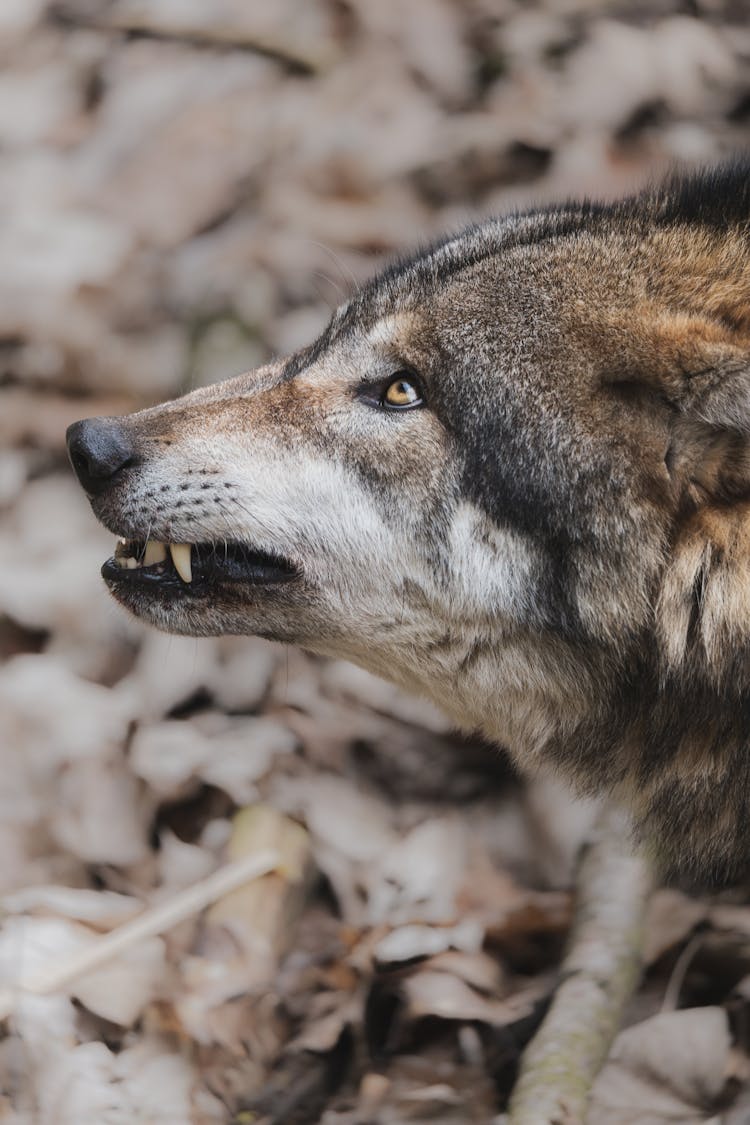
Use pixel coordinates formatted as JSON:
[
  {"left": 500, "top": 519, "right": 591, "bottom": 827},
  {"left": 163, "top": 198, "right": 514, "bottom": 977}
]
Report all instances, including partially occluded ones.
[{"left": 658, "top": 504, "right": 750, "bottom": 683}]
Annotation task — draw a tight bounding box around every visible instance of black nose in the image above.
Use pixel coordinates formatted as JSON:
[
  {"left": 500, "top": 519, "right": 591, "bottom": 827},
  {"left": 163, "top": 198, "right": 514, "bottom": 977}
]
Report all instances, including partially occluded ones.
[{"left": 66, "top": 417, "right": 136, "bottom": 496}]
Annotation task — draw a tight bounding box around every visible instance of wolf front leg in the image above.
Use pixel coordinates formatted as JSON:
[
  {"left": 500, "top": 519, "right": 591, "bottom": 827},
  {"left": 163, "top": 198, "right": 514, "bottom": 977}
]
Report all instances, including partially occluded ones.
[{"left": 507, "top": 805, "right": 653, "bottom": 1125}]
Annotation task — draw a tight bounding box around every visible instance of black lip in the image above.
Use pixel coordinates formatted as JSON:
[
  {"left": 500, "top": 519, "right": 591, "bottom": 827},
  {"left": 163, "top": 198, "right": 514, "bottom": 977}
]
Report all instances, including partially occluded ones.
[{"left": 101, "top": 540, "right": 300, "bottom": 597}]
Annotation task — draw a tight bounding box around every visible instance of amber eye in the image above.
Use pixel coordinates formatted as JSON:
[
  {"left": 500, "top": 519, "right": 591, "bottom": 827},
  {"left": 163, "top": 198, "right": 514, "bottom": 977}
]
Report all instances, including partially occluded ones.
[{"left": 382, "top": 375, "right": 423, "bottom": 410}]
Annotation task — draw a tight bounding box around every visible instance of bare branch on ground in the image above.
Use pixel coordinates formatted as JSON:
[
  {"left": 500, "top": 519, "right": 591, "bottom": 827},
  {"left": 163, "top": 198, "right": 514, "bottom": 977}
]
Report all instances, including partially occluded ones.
[{"left": 507, "top": 805, "right": 654, "bottom": 1125}]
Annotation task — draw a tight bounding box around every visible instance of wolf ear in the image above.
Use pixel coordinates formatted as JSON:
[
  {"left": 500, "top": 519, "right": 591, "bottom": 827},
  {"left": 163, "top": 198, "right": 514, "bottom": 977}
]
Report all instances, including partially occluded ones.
[
  {"left": 604, "top": 312, "right": 750, "bottom": 503},
  {"left": 620, "top": 313, "right": 750, "bottom": 433},
  {"left": 660, "top": 316, "right": 750, "bottom": 508}
]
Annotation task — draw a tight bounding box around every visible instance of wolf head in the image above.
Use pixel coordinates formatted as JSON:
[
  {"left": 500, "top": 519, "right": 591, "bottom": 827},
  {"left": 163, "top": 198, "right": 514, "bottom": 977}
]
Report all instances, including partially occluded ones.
[{"left": 68, "top": 162, "right": 750, "bottom": 883}]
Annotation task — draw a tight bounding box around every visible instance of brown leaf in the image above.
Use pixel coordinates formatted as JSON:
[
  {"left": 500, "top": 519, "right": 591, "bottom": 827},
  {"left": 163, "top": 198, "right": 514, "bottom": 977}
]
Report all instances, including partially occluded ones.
[
  {"left": 588, "top": 1007, "right": 732, "bottom": 1125},
  {"left": 404, "top": 968, "right": 546, "bottom": 1027}
]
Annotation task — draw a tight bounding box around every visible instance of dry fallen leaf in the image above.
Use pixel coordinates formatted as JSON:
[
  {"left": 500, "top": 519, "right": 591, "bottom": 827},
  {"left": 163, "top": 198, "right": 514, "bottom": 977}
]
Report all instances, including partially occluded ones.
[
  {"left": 373, "top": 920, "right": 484, "bottom": 966},
  {"left": 403, "top": 968, "right": 545, "bottom": 1027},
  {"left": 2, "top": 884, "right": 142, "bottom": 929},
  {"left": 367, "top": 818, "right": 467, "bottom": 925},
  {"left": 0, "top": 916, "right": 165, "bottom": 1026},
  {"left": 587, "top": 1007, "right": 732, "bottom": 1125}
]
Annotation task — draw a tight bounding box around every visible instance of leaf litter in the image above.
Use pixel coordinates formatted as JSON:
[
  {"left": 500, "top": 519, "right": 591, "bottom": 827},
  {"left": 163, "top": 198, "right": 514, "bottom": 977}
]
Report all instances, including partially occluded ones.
[{"left": 2, "top": 0, "right": 750, "bottom": 1120}]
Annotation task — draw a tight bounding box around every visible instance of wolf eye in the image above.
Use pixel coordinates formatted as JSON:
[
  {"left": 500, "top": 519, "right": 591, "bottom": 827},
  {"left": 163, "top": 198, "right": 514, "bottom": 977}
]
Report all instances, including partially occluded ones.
[{"left": 382, "top": 375, "right": 423, "bottom": 410}]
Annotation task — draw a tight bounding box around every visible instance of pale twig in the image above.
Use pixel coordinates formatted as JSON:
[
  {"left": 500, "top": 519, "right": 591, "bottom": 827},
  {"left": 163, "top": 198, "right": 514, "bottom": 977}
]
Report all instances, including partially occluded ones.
[
  {"left": 507, "top": 805, "right": 653, "bottom": 1125},
  {"left": 661, "top": 931, "right": 703, "bottom": 1013},
  {"left": 0, "top": 849, "right": 281, "bottom": 1020}
]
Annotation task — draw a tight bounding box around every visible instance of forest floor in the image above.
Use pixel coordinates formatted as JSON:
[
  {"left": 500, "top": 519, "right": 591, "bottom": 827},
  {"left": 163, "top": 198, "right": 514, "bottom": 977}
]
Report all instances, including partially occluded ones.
[{"left": 2, "top": 1, "right": 750, "bottom": 1120}]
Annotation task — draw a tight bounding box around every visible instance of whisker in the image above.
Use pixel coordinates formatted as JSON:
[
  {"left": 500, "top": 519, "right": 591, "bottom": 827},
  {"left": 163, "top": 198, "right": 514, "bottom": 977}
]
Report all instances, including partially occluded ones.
[
  {"left": 313, "top": 271, "right": 345, "bottom": 311},
  {"left": 215, "top": 493, "right": 280, "bottom": 543},
  {"left": 307, "top": 240, "right": 361, "bottom": 296}
]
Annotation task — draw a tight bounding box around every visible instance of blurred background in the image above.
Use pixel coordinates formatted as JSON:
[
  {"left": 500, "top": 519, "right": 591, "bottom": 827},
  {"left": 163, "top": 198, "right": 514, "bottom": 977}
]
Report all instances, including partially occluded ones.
[{"left": 2, "top": 2, "right": 750, "bottom": 1122}]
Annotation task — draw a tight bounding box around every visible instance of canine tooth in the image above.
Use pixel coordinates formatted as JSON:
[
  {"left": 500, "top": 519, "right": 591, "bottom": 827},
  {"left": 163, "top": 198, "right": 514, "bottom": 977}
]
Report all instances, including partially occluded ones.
[
  {"left": 170, "top": 543, "right": 192, "bottom": 583},
  {"left": 143, "top": 540, "right": 167, "bottom": 566}
]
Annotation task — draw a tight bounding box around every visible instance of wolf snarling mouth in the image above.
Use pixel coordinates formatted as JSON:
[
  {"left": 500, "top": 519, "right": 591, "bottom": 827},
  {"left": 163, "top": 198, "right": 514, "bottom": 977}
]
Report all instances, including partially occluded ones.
[{"left": 103, "top": 538, "right": 299, "bottom": 596}]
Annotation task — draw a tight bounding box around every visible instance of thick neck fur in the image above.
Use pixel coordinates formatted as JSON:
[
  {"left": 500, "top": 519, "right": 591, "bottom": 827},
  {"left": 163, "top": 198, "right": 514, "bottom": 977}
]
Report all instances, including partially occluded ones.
[{"left": 331, "top": 598, "right": 750, "bottom": 888}]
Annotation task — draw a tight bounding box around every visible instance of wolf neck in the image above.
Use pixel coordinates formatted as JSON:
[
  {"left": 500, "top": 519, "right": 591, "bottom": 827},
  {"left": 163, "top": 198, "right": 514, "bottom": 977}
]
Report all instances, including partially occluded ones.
[{"left": 334, "top": 625, "right": 604, "bottom": 769}]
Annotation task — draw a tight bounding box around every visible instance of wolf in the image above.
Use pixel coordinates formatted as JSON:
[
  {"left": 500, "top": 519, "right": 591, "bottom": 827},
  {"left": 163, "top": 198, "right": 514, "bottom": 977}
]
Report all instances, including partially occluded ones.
[{"left": 67, "top": 162, "right": 750, "bottom": 884}]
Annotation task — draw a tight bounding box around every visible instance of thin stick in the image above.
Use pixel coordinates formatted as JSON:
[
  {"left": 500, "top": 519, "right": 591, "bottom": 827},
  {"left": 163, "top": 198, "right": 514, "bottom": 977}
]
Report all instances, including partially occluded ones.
[
  {"left": 660, "top": 932, "right": 703, "bottom": 1013},
  {"left": 0, "top": 849, "right": 281, "bottom": 1020},
  {"left": 507, "top": 806, "right": 653, "bottom": 1125}
]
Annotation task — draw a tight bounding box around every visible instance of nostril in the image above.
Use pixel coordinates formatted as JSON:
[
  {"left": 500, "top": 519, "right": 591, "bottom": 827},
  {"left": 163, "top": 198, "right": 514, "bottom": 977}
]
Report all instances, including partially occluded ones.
[{"left": 70, "top": 448, "right": 90, "bottom": 477}]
